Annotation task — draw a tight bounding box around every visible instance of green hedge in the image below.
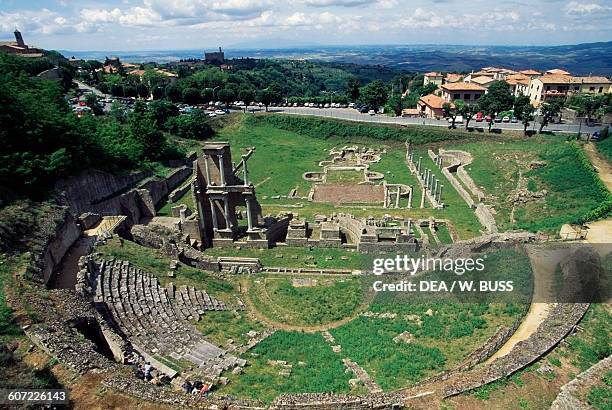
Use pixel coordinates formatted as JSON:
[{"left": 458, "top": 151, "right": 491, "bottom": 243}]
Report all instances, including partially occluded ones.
[
  {"left": 248, "top": 113, "right": 481, "bottom": 145},
  {"left": 570, "top": 143, "right": 612, "bottom": 224}
]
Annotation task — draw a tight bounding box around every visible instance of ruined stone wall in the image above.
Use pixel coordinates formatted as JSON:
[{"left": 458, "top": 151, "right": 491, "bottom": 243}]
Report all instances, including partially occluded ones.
[
  {"left": 55, "top": 169, "right": 151, "bottom": 215},
  {"left": 551, "top": 355, "right": 611, "bottom": 410},
  {"left": 475, "top": 203, "right": 498, "bottom": 234},
  {"left": 23, "top": 206, "right": 82, "bottom": 284},
  {"left": 441, "top": 166, "right": 476, "bottom": 208},
  {"left": 138, "top": 166, "right": 192, "bottom": 206}
]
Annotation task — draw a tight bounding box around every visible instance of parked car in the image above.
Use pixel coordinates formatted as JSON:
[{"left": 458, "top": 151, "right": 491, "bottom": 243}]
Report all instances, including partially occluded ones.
[
  {"left": 494, "top": 117, "right": 502, "bottom": 123},
  {"left": 485, "top": 115, "right": 492, "bottom": 122},
  {"left": 511, "top": 117, "right": 518, "bottom": 123},
  {"left": 502, "top": 116, "right": 510, "bottom": 122},
  {"left": 208, "top": 112, "right": 217, "bottom": 117},
  {"left": 214, "top": 109, "right": 226, "bottom": 115},
  {"left": 447, "top": 116, "right": 464, "bottom": 124},
  {"left": 475, "top": 112, "right": 484, "bottom": 122},
  {"left": 368, "top": 109, "right": 376, "bottom": 115}
]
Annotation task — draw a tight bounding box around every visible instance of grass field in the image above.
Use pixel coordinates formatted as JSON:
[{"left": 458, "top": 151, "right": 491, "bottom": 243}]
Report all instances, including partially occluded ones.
[
  {"left": 194, "top": 310, "right": 268, "bottom": 347},
  {"left": 448, "top": 136, "right": 609, "bottom": 232},
  {"left": 214, "top": 331, "right": 353, "bottom": 403},
  {"left": 156, "top": 188, "right": 195, "bottom": 216},
  {"left": 202, "top": 245, "right": 364, "bottom": 270},
  {"left": 246, "top": 275, "right": 365, "bottom": 326}
]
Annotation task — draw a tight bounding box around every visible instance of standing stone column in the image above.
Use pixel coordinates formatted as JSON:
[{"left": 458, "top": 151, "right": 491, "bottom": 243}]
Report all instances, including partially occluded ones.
[
  {"left": 395, "top": 187, "right": 401, "bottom": 208},
  {"left": 242, "top": 156, "right": 249, "bottom": 186},
  {"left": 417, "top": 157, "right": 422, "bottom": 173},
  {"left": 437, "top": 185, "right": 443, "bottom": 202},
  {"left": 218, "top": 154, "right": 226, "bottom": 186},
  {"left": 209, "top": 198, "right": 218, "bottom": 230},
  {"left": 203, "top": 155, "right": 212, "bottom": 186},
  {"left": 245, "top": 197, "right": 253, "bottom": 231},
  {"left": 223, "top": 197, "right": 231, "bottom": 230}
]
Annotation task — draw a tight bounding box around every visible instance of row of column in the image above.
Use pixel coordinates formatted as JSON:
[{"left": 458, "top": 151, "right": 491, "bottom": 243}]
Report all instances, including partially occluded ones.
[
  {"left": 208, "top": 196, "right": 255, "bottom": 232},
  {"left": 418, "top": 166, "right": 444, "bottom": 203}
]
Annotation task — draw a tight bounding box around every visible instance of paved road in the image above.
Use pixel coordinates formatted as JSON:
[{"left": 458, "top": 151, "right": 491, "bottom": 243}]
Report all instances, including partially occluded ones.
[
  {"left": 74, "top": 80, "right": 109, "bottom": 97},
  {"left": 251, "top": 106, "right": 601, "bottom": 134}
]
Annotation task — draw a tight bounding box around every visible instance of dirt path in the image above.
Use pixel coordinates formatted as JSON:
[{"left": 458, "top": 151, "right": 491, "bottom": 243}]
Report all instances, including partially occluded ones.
[
  {"left": 239, "top": 276, "right": 375, "bottom": 333},
  {"left": 584, "top": 142, "right": 612, "bottom": 192},
  {"left": 582, "top": 143, "right": 612, "bottom": 244},
  {"left": 487, "top": 245, "right": 558, "bottom": 362}
]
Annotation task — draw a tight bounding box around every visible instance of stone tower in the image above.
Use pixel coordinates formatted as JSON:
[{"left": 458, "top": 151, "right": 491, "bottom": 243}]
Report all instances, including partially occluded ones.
[
  {"left": 192, "top": 142, "right": 264, "bottom": 248},
  {"left": 14, "top": 29, "right": 25, "bottom": 47}
]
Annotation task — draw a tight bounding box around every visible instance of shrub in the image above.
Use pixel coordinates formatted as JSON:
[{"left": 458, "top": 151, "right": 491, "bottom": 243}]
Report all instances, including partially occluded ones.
[{"left": 248, "top": 114, "right": 481, "bottom": 145}]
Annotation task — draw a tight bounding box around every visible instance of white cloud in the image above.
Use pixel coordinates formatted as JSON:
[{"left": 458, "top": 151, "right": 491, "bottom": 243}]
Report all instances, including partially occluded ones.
[
  {"left": 564, "top": 1, "right": 612, "bottom": 15},
  {"left": 301, "top": 0, "right": 370, "bottom": 6}
]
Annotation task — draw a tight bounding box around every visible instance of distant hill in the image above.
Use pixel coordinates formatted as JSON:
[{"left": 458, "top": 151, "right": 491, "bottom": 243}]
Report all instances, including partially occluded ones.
[{"left": 61, "top": 41, "right": 612, "bottom": 75}]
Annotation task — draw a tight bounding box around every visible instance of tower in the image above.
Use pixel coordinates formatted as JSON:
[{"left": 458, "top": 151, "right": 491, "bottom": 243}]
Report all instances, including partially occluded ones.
[
  {"left": 192, "top": 142, "right": 264, "bottom": 248},
  {"left": 14, "top": 29, "right": 25, "bottom": 47}
]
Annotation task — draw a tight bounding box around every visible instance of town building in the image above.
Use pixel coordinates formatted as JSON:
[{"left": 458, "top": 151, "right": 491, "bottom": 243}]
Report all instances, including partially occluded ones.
[
  {"left": 417, "top": 94, "right": 448, "bottom": 119},
  {"left": 467, "top": 75, "right": 496, "bottom": 89},
  {"left": 0, "top": 29, "right": 43, "bottom": 57},
  {"left": 440, "top": 82, "right": 486, "bottom": 104},
  {"left": 444, "top": 73, "right": 463, "bottom": 83},
  {"left": 505, "top": 73, "right": 531, "bottom": 96},
  {"left": 527, "top": 74, "right": 612, "bottom": 104},
  {"left": 545, "top": 68, "right": 571, "bottom": 76},
  {"left": 423, "top": 72, "right": 443, "bottom": 87},
  {"left": 205, "top": 47, "right": 225, "bottom": 65}
]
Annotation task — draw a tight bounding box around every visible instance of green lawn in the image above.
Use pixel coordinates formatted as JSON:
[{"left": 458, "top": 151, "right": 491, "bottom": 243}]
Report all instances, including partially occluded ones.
[
  {"left": 194, "top": 310, "right": 268, "bottom": 347},
  {"left": 156, "top": 187, "right": 196, "bottom": 216},
  {"left": 448, "top": 136, "right": 610, "bottom": 232},
  {"left": 247, "top": 275, "right": 365, "bottom": 326},
  {"left": 214, "top": 331, "right": 352, "bottom": 403}
]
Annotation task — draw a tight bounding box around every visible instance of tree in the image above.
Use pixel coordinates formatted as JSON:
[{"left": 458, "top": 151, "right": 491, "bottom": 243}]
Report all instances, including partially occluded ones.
[
  {"left": 129, "top": 101, "right": 166, "bottom": 160},
  {"left": 136, "top": 83, "right": 149, "bottom": 99},
  {"left": 538, "top": 100, "right": 563, "bottom": 134},
  {"left": 387, "top": 95, "right": 403, "bottom": 116},
  {"left": 165, "top": 110, "right": 213, "bottom": 140},
  {"left": 478, "top": 81, "right": 514, "bottom": 116},
  {"left": 201, "top": 88, "right": 214, "bottom": 103},
  {"left": 459, "top": 102, "right": 477, "bottom": 130},
  {"left": 238, "top": 89, "right": 255, "bottom": 112},
  {"left": 485, "top": 102, "right": 500, "bottom": 133},
  {"left": 360, "top": 80, "right": 388, "bottom": 109},
  {"left": 516, "top": 104, "right": 535, "bottom": 136},
  {"left": 164, "top": 84, "right": 181, "bottom": 103},
  {"left": 443, "top": 100, "right": 463, "bottom": 129},
  {"left": 346, "top": 76, "right": 360, "bottom": 101},
  {"left": 148, "top": 100, "right": 179, "bottom": 128},
  {"left": 217, "top": 89, "right": 236, "bottom": 107},
  {"left": 182, "top": 88, "right": 200, "bottom": 105},
  {"left": 110, "top": 83, "right": 124, "bottom": 97},
  {"left": 568, "top": 94, "right": 604, "bottom": 124},
  {"left": 257, "top": 87, "right": 281, "bottom": 112},
  {"left": 124, "top": 85, "right": 137, "bottom": 98}
]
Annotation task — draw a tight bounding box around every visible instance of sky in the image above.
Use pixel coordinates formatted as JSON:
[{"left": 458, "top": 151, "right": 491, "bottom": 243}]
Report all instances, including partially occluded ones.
[{"left": 0, "top": 0, "right": 611, "bottom": 51}]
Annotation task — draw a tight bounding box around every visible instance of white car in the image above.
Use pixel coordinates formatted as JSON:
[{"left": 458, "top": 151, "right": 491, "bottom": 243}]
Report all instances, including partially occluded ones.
[
  {"left": 368, "top": 109, "right": 376, "bottom": 115},
  {"left": 447, "top": 115, "right": 464, "bottom": 124},
  {"left": 214, "top": 109, "right": 226, "bottom": 115},
  {"left": 208, "top": 112, "right": 217, "bottom": 117}
]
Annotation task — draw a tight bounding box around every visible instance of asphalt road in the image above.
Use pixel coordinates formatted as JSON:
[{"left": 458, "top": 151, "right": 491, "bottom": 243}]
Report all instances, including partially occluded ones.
[{"left": 252, "top": 106, "right": 600, "bottom": 135}]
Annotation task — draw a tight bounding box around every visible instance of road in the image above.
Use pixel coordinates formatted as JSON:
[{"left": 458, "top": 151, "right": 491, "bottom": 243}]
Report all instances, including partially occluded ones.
[
  {"left": 73, "top": 80, "right": 109, "bottom": 97},
  {"left": 251, "top": 106, "right": 601, "bottom": 134}
]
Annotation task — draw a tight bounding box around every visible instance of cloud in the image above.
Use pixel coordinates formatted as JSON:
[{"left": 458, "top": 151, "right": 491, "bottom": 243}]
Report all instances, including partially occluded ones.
[
  {"left": 563, "top": 1, "right": 612, "bottom": 15},
  {"left": 301, "top": 0, "right": 370, "bottom": 6},
  {"left": 0, "top": 8, "right": 77, "bottom": 35}
]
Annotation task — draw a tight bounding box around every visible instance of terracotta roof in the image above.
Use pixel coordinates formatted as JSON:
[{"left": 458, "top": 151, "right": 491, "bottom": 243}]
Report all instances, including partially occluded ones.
[
  {"left": 441, "top": 82, "right": 486, "bottom": 91},
  {"left": 520, "top": 69, "right": 541, "bottom": 75},
  {"left": 538, "top": 74, "right": 575, "bottom": 84},
  {"left": 577, "top": 76, "right": 611, "bottom": 84},
  {"left": 128, "top": 69, "right": 146, "bottom": 76},
  {"left": 445, "top": 73, "right": 462, "bottom": 82},
  {"left": 506, "top": 77, "right": 530, "bottom": 86},
  {"left": 418, "top": 94, "right": 447, "bottom": 109},
  {"left": 472, "top": 71, "right": 495, "bottom": 77},
  {"left": 424, "top": 72, "right": 442, "bottom": 77},
  {"left": 546, "top": 68, "right": 570, "bottom": 75},
  {"left": 470, "top": 76, "right": 495, "bottom": 85}
]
